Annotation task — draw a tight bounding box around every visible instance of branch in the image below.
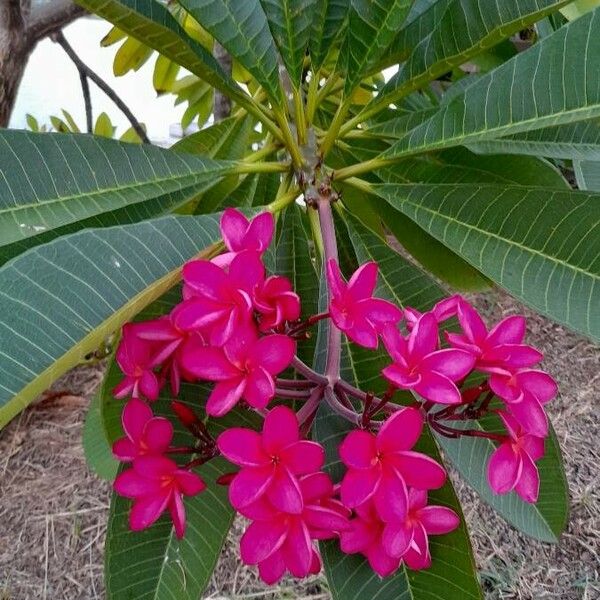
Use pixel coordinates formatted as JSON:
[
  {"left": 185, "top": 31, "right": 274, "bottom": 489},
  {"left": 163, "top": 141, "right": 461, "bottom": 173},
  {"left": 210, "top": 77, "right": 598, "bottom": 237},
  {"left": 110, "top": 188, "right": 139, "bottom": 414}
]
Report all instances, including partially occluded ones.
[
  {"left": 52, "top": 31, "right": 150, "bottom": 144},
  {"left": 27, "top": 0, "right": 86, "bottom": 43},
  {"left": 212, "top": 42, "right": 232, "bottom": 121},
  {"left": 6, "top": 0, "right": 25, "bottom": 30}
]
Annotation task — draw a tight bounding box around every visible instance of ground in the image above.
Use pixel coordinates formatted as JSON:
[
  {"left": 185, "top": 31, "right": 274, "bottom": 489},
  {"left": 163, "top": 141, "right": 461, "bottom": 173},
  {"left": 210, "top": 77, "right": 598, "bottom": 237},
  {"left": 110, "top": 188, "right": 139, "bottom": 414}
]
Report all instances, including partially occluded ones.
[{"left": 1, "top": 290, "right": 599, "bottom": 600}]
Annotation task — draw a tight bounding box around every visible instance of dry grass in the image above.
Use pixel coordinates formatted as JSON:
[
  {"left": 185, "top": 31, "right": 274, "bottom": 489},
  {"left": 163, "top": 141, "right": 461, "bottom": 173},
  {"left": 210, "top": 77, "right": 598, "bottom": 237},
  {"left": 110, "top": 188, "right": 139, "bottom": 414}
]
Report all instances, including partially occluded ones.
[{"left": 0, "top": 290, "right": 598, "bottom": 599}]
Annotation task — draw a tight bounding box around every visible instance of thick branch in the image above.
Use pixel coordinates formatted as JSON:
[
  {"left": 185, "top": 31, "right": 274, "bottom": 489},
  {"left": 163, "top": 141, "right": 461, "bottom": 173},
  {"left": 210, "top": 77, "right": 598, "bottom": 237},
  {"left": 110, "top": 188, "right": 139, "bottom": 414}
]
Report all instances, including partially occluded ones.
[
  {"left": 52, "top": 31, "right": 150, "bottom": 144},
  {"left": 6, "top": 0, "right": 25, "bottom": 30},
  {"left": 27, "top": 0, "right": 85, "bottom": 43}
]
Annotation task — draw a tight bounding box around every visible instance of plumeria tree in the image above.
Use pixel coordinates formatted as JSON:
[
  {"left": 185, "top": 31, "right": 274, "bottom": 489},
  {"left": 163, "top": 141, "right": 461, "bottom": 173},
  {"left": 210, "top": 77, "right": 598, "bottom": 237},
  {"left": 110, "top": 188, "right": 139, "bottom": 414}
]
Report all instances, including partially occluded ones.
[{"left": 3, "top": 0, "right": 600, "bottom": 597}]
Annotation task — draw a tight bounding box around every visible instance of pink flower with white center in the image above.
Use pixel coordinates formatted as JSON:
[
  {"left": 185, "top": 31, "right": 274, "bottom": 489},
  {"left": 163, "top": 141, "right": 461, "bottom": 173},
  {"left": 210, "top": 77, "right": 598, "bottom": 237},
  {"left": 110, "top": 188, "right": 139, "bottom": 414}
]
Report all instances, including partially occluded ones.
[
  {"left": 339, "top": 407, "right": 446, "bottom": 521},
  {"left": 488, "top": 412, "right": 545, "bottom": 503},
  {"left": 489, "top": 369, "right": 557, "bottom": 437},
  {"left": 212, "top": 208, "right": 275, "bottom": 267},
  {"left": 238, "top": 471, "right": 350, "bottom": 584},
  {"left": 113, "top": 323, "right": 162, "bottom": 401},
  {"left": 112, "top": 398, "right": 173, "bottom": 462},
  {"left": 404, "top": 295, "right": 460, "bottom": 330},
  {"left": 182, "top": 328, "right": 295, "bottom": 416},
  {"left": 447, "top": 300, "right": 543, "bottom": 373},
  {"left": 381, "top": 488, "right": 460, "bottom": 567},
  {"left": 217, "top": 406, "right": 325, "bottom": 513},
  {"left": 381, "top": 313, "right": 476, "bottom": 405},
  {"left": 254, "top": 275, "right": 301, "bottom": 332},
  {"left": 177, "top": 250, "right": 265, "bottom": 346},
  {"left": 114, "top": 456, "right": 205, "bottom": 538},
  {"left": 327, "top": 259, "right": 403, "bottom": 349},
  {"left": 339, "top": 499, "right": 401, "bottom": 577}
]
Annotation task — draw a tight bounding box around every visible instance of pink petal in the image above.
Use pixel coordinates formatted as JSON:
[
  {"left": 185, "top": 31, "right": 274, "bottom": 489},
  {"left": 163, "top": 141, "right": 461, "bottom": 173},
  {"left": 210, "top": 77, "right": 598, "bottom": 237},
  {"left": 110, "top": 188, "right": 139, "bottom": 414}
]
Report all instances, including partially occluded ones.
[
  {"left": 267, "top": 467, "right": 304, "bottom": 514},
  {"left": 229, "top": 250, "right": 265, "bottom": 293},
  {"left": 244, "top": 211, "right": 274, "bottom": 252},
  {"left": 347, "top": 262, "right": 378, "bottom": 301},
  {"left": 487, "top": 315, "right": 526, "bottom": 346},
  {"left": 518, "top": 370, "right": 558, "bottom": 404},
  {"left": 253, "top": 334, "right": 296, "bottom": 374},
  {"left": 382, "top": 364, "right": 420, "bottom": 388},
  {"left": 408, "top": 312, "right": 439, "bottom": 360},
  {"left": 182, "top": 259, "right": 228, "bottom": 299},
  {"left": 180, "top": 345, "right": 239, "bottom": 381},
  {"left": 280, "top": 441, "right": 325, "bottom": 475},
  {"left": 262, "top": 406, "right": 299, "bottom": 453},
  {"left": 244, "top": 366, "right": 275, "bottom": 409},
  {"left": 229, "top": 466, "right": 274, "bottom": 509},
  {"left": 403, "top": 522, "right": 431, "bottom": 570},
  {"left": 309, "top": 549, "right": 321, "bottom": 575},
  {"left": 221, "top": 207, "right": 249, "bottom": 251},
  {"left": 382, "top": 522, "right": 413, "bottom": 558},
  {"left": 113, "top": 377, "right": 135, "bottom": 399},
  {"left": 515, "top": 452, "right": 540, "bottom": 503},
  {"left": 489, "top": 373, "right": 522, "bottom": 403},
  {"left": 483, "top": 344, "right": 543, "bottom": 369},
  {"left": 139, "top": 371, "right": 160, "bottom": 401},
  {"left": 169, "top": 492, "right": 186, "bottom": 539},
  {"left": 143, "top": 417, "right": 173, "bottom": 453},
  {"left": 457, "top": 300, "right": 487, "bottom": 344},
  {"left": 206, "top": 378, "right": 247, "bottom": 417},
  {"left": 114, "top": 468, "right": 161, "bottom": 498},
  {"left": 236, "top": 495, "right": 275, "bottom": 521},
  {"left": 408, "top": 487, "right": 428, "bottom": 511},
  {"left": 121, "top": 398, "right": 152, "bottom": 441},
  {"left": 133, "top": 455, "right": 176, "bottom": 479},
  {"left": 381, "top": 322, "right": 409, "bottom": 365},
  {"left": 257, "top": 550, "right": 286, "bottom": 585},
  {"left": 112, "top": 437, "right": 137, "bottom": 461},
  {"left": 522, "top": 435, "right": 545, "bottom": 462},
  {"left": 340, "top": 517, "right": 377, "bottom": 553},
  {"left": 304, "top": 506, "right": 350, "bottom": 533},
  {"left": 340, "top": 467, "right": 380, "bottom": 508},
  {"left": 390, "top": 451, "right": 446, "bottom": 490},
  {"left": 326, "top": 259, "right": 346, "bottom": 300},
  {"left": 360, "top": 298, "right": 403, "bottom": 327},
  {"left": 414, "top": 371, "right": 462, "bottom": 404},
  {"left": 418, "top": 506, "right": 460, "bottom": 535},
  {"left": 240, "top": 518, "right": 288, "bottom": 564},
  {"left": 507, "top": 394, "right": 548, "bottom": 437},
  {"left": 217, "top": 428, "right": 268, "bottom": 467},
  {"left": 377, "top": 407, "right": 423, "bottom": 453},
  {"left": 373, "top": 468, "right": 409, "bottom": 522},
  {"left": 420, "top": 348, "right": 475, "bottom": 381},
  {"left": 432, "top": 296, "right": 459, "bottom": 322},
  {"left": 129, "top": 492, "right": 171, "bottom": 531},
  {"left": 135, "top": 318, "right": 179, "bottom": 341},
  {"left": 366, "top": 542, "right": 401, "bottom": 577},
  {"left": 174, "top": 469, "right": 206, "bottom": 496},
  {"left": 488, "top": 443, "right": 521, "bottom": 494},
  {"left": 345, "top": 319, "right": 379, "bottom": 349},
  {"left": 299, "top": 472, "right": 333, "bottom": 503},
  {"left": 171, "top": 297, "right": 224, "bottom": 332},
  {"left": 339, "top": 429, "right": 377, "bottom": 469},
  {"left": 282, "top": 519, "right": 313, "bottom": 577}
]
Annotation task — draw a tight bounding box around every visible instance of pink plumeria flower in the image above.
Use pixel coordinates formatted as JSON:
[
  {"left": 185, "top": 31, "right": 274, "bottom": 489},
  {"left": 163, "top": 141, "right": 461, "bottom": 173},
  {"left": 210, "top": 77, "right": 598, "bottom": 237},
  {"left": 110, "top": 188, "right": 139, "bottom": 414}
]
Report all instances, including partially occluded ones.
[
  {"left": 218, "top": 406, "right": 325, "bottom": 513},
  {"left": 327, "top": 259, "right": 403, "bottom": 349},
  {"left": 238, "top": 472, "right": 349, "bottom": 584},
  {"left": 339, "top": 407, "right": 446, "bottom": 521},
  {"left": 114, "top": 456, "right": 205, "bottom": 538},
  {"left": 489, "top": 369, "right": 557, "bottom": 437},
  {"left": 112, "top": 398, "right": 173, "bottom": 462},
  {"left": 339, "top": 499, "right": 401, "bottom": 577},
  {"left": 177, "top": 250, "right": 265, "bottom": 346},
  {"left": 447, "top": 300, "right": 543, "bottom": 372},
  {"left": 182, "top": 328, "right": 295, "bottom": 416},
  {"left": 213, "top": 208, "right": 274, "bottom": 267},
  {"left": 381, "top": 488, "right": 459, "bottom": 567},
  {"left": 254, "top": 275, "right": 301, "bottom": 332},
  {"left": 113, "top": 323, "right": 162, "bottom": 401},
  {"left": 488, "top": 412, "right": 545, "bottom": 503},
  {"left": 381, "top": 313, "right": 475, "bottom": 405},
  {"left": 404, "top": 295, "right": 460, "bottom": 330}
]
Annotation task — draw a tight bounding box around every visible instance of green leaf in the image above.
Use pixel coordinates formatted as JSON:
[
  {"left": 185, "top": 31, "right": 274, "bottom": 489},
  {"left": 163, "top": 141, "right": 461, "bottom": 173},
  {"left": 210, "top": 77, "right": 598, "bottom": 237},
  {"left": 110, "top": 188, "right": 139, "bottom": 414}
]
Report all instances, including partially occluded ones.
[
  {"left": 368, "top": 0, "right": 572, "bottom": 120},
  {"left": 574, "top": 160, "right": 600, "bottom": 190},
  {"left": 467, "top": 120, "right": 600, "bottom": 160},
  {"left": 275, "top": 203, "right": 320, "bottom": 362},
  {"left": 82, "top": 390, "right": 119, "bottom": 481},
  {"left": 0, "top": 130, "right": 230, "bottom": 263},
  {"left": 343, "top": 0, "right": 413, "bottom": 94},
  {"left": 259, "top": 0, "right": 316, "bottom": 85},
  {"left": 434, "top": 411, "right": 568, "bottom": 543},
  {"left": 382, "top": 9, "right": 600, "bottom": 160},
  {"left": 177, "top": 0, "right": 282, "bottom": 103},
  {"left": 94, "top": 112, "right": 116, "bottom": 137},
  {"left": 310, "top": 0, "right": 349, "bottom": 68},
  {"left": 75, "top": 0, "right": 248, "bottom": 107},
  {"left": 378, "top": 182, "right": 600, "bottom": 342},
  {"left": 0, "top": 213, "right": 222, "bottom": 428}
]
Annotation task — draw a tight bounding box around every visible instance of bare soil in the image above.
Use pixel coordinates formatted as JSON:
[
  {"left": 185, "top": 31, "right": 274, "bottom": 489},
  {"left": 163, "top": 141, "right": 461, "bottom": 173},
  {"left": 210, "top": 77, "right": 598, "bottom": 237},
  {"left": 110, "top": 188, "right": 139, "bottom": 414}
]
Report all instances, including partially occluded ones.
[{"left": 1, "top": 290, "right": 598, "bottom": 600}]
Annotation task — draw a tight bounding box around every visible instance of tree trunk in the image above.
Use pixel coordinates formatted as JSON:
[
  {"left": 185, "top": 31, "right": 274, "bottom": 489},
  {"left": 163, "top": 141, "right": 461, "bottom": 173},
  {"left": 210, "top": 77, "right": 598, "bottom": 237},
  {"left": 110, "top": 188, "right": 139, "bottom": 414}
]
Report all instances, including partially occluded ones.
[{"left": 0, "top": 35, "right": 30, "bottom": 127}]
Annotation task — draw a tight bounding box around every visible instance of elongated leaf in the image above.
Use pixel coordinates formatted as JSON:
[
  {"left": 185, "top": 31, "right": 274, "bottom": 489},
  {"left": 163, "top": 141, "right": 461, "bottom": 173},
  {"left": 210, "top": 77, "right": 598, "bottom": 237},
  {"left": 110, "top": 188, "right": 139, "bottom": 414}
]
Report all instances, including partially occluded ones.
[
  {"left": 178, "top": 0, "right": 282, "bottom": 103},
  {"left": 259, "top": 0, "right": 316, "bottom": 85},
  {"left": 574, "top": 160, "right": 600, "bottom": 190},
  {"left": 343, "top": 0, "right": 413, "bottom": 94},
  {"left": 367, "top": 0, "right": 571, "bottom": 119},
  {"left": 435, "top": 410, "right": 568, "bottom": 543},
  {"left": 172, "top": 116, "right": 251, "bottom": 157},
  {"left": 0, "top": 214, "right": 222, "bottom": 428},
  {"left": 74, "top": 0, "right": 247, "bottom": 105},
  {"left": 378, "top": 183, "right": 600, "bottom": 342},
  {"left": 310, "top": 0, "right": 349, "bottom": 68},
  {"left": 383, "top": 9, "right": 600, "bottom": 159},
  {"left": 0, "top": 130, "right": 229, "bottom": 263},
  {"left": 467, "top": 121, "right": 600, "bottom": 160}
]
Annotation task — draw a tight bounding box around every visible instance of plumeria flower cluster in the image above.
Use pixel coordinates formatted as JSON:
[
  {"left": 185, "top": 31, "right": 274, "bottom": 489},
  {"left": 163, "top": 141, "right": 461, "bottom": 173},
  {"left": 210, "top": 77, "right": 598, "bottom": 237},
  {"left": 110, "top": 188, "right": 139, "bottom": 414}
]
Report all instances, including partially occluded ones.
[{"left": 110, "top": 208, "right": 557, "bottom": 584}]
